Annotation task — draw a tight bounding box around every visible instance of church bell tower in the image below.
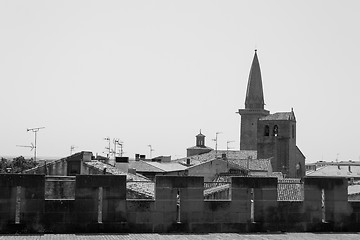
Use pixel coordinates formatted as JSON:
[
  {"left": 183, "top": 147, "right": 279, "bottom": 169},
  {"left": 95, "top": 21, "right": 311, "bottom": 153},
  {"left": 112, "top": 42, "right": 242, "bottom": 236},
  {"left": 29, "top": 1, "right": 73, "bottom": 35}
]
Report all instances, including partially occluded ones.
[{"left": 238, "top": 50, "right": 269, "bottom": 150}]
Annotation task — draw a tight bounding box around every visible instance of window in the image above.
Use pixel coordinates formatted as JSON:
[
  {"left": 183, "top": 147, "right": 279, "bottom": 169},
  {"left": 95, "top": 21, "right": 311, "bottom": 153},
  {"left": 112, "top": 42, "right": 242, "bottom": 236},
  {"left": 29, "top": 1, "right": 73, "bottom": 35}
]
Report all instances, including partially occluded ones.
[
  {"left": 273, "top": 125, "right": 278, "bottom": 137},
  {"left": 264, "top": 125, "right": 270, "bottom": 136}
]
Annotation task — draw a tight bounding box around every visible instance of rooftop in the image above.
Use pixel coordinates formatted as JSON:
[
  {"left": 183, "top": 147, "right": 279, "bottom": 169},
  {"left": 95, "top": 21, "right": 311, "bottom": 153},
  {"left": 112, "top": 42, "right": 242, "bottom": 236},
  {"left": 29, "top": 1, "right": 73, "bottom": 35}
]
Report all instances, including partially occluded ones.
[
  {"left": 84, "top": 161, "right": 154, "bottom": 198},
  {"left": 175, "top": 150, "right": 257, "bottom": 166},
  {"left": 260, "top": 111, "right": 296, "bottom": 121},
  {"left": 306, "top": 165, "right": 360, "bottom": 178},
  {"left": 128, "top": 160, "right": 188, "bottom": 173},
  {"left": 348, "top": 184, "right": 360, "bottom": 196},
  {"left": 228, "top": 158, "right": 272, "bottom": 172}
]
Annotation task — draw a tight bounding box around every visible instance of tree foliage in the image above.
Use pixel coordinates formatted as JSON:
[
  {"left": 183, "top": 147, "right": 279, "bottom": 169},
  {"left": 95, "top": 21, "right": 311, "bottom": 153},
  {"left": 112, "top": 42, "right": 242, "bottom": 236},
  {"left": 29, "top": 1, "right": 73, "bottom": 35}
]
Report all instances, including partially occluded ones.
[{"left": 0, "top": 156, "right": 38, "bottom": 173}]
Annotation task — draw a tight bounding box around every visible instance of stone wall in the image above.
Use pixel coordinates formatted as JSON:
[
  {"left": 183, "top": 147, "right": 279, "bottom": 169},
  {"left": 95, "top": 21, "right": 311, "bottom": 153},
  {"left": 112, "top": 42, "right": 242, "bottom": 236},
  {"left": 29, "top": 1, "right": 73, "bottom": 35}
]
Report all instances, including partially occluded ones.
[{"left": 0, "top": 174, "right": 359, "bottom": 233}]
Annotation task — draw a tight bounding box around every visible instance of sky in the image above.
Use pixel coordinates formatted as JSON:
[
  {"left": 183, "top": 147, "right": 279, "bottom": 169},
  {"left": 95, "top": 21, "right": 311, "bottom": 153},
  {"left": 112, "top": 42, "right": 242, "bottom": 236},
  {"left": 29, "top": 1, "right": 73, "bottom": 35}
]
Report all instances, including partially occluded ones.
[{"left": 0, "top": 0, "right": 359, "bottom": 163}]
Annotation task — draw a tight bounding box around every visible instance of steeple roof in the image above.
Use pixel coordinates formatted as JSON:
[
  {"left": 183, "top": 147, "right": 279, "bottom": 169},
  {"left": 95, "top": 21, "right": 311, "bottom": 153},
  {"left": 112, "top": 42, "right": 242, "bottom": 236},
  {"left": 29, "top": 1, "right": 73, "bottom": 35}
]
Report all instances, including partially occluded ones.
[
  {"left": 245, "top": 50, "right": 265, "bottom": 109},
  {"left": 196, "top": 129, "right": 205, "bottom": 137}
]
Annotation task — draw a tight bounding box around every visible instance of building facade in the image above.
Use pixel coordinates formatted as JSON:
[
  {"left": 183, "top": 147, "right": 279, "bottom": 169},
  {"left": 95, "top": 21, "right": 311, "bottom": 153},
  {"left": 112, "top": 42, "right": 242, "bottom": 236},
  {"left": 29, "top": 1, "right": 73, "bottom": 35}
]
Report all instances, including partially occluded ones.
[{"left": 238, "top": 50, "right": 305, "bottom": 178}]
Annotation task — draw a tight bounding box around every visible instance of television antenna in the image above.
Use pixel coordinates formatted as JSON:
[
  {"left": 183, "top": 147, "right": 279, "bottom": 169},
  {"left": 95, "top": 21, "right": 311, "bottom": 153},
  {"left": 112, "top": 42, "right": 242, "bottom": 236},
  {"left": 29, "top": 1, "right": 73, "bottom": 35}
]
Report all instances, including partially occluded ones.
[
  {"left": 226, "top": 140, "right": 234, "bottom": 157},
  {"left": 104, "top": 137, "right": 111, "bottom": 158},
  {"left": 70, "top": 145, "right": 77, "bottom": 155},
  {"left": 212, "top": 132, "right": 222, "bottom": 158},
  {"left": 26, "top": 127, "right": 45, "bottom": 162},
  {"left": 16, "top": 143, "right": 35, "bottom": 151},
  {"left": 113, "top": 138, "right": 124, "bottom": 157},
  {"left": 148, "top": 145, "right": 154, "bottom": 159}
]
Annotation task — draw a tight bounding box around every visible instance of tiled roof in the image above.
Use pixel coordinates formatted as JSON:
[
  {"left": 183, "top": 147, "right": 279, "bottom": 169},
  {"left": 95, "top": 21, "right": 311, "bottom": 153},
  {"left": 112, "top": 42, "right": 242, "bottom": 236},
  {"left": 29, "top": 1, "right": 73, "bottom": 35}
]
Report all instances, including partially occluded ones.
[
  {"left": 84, "top": 161, "right": 154, "bottom": 198},
  {"left": 186, "top": 146, "right": 213, "bottom": 150},
  {"left": 277, "top": 178, "right": 303, "bottom": 201},
  {"left": 175, "top": 150, "right": 257, "bottom": 166},
  {"left": 146, "top": 162, "right": 188, "bottom": 172},
  {"left": 128, "top": 160, "right": 188, "bottom": 173},
  {"left": 260, "top": 112, "right": 296, "bottom": 121},
  {"left": 306, "top": 165, "right": 360, "bottom": 178},
  {"left": 128, "top": 160, "right": 165, "bottom": 173},
  {"left": 228, "top": 158, "right": 272, "bottom": 172},
  {"left": 205, "top": 177, "right": 304, "bottom": 201},
  {"left": 204, "top": 183, "right": 230, "bottom": 196}
]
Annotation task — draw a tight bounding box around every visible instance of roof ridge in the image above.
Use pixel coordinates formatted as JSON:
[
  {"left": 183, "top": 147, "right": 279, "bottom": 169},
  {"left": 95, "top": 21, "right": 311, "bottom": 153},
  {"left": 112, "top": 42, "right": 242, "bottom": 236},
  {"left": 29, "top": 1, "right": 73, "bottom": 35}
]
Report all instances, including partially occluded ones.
[{"left": 140, "top": 160, "right": 166, "bottom": 172}]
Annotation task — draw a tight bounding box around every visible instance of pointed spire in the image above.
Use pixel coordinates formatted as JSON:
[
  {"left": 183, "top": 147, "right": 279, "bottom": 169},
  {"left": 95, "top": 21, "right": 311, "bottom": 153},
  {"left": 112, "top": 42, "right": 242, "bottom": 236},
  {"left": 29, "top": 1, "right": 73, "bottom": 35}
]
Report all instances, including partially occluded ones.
[{"left": 245, "top": 50, "right": 265, "bottom": 109}]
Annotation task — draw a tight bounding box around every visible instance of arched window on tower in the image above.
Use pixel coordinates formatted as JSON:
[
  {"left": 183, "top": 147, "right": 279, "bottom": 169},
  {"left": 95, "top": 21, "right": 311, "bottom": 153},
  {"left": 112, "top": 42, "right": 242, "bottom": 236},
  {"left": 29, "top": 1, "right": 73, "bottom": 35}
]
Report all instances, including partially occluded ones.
[
  {"left": 296, "top": 162, "right": 302, "bottom": 178},
  {"left": 264, "top": 125, "right": 270, "bottom": 136},
  {"left": 273, "top": 125, "right": 278, "bottom": 137}
]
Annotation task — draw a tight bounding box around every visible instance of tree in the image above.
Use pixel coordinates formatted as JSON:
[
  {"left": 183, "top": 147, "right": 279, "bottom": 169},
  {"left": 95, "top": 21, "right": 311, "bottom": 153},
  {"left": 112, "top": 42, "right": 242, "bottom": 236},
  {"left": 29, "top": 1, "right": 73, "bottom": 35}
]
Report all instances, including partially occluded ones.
[
  {"left": 0, "top": 157, "right": 10, "bottom": 173},
  {"left": 11, "top": 156, "right": 38, "bottom": 173},
  {"left": 0, "top": 156, "right": 38, "bottom": 173}
]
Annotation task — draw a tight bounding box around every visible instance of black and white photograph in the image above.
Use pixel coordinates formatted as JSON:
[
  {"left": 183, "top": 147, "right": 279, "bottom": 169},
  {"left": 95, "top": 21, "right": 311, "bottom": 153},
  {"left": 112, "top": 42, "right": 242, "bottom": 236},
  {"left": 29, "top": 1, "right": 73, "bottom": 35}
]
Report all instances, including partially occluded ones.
[{"left": 0, "top": 0, "right": 359, "bottom": 239}]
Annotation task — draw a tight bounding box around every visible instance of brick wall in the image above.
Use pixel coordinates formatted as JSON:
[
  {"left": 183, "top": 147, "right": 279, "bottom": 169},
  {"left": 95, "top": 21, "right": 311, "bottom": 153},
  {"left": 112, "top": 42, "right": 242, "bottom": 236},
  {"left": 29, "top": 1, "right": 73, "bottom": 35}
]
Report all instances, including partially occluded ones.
[{"left": 0, "top": 174, "right": 359, "bottom": 233}]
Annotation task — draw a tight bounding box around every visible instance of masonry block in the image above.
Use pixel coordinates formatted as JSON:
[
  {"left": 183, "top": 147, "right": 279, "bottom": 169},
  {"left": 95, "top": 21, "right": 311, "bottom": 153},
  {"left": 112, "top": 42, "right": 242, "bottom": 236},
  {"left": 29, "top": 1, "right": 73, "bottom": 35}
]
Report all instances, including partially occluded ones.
[
  {"left": 325, "top": 186, "right": 348, "bottom": 201},
  {"left": 202, "top": 210, "right": 214, "bottom": 223},
  {"left": 102, "top": 199, "right": 126, "bottom": 222},
  {"left": 180, "top": 200, "right": 204, "bottom": 212},
  {"left": 150, "top": 212, "right": 164, "bottom": 225},
  {"left": 75, "top": 187, "right": 98, "bottom": 199},
  {"left": 0, "top": 199, "right": 14, "bottom": 213},
  {"left": 179, "top": 188, "right": 203, "bottom": 200},
  {"left": 162, "top": 211, "right": 177, "bottom": 223},
  {"left": 254, "top": 201, "right": 278, "bottom": 222},
  {"left": 304, "top": 176, "right": 346, "bottom": 190},
  {"left": 190, "top": 223, "right": 221, "bottom": 233},
  {"left": 103, "top": 186, "right": 126, "bottom": 199},
  {"left": 231, "top": 177, "right": 277, "bottom": 188},
  {"left": 213, "top": 211, "right": 235, "bottom": 223},
  {"left": 220, "top": 222, "right": 248, "bottom": 232},
  {"left": 156, "top": 176, "right": 204, "bottom": 188},
  {"left": 203, "top": 200, "right": 231, "bottom": 211},
  {"left": 155, "top": 187, "right": 177, "bottom": 200},
  {"left": 231, "top": 200, "right": 251, "bottom": 213},
  {"left": 136, "top": 212, "right": 153, "bottom": 223},
  {"left": 20, "top": 199, "right": 43, "bottom": 213},
  {"left": 155, "top": 200, "right": 177, "bottom": 212},
  {"left": 254, "top": 188, "right": 277, "bottom": 201},
  {"left": 76, "top": 175, "right": 126, "bottom": 188},
  {"left": 0, "top": 187, "right": 15, "bottom": 199},
  {"left": 127, "top": 200, "right": 154, "bottom": 212},
  {"left": 304, "top": 189, "right": 322, "bottom": 201},
  {"left": 231, "top": 188, "right": 251, "bottom": 200}
]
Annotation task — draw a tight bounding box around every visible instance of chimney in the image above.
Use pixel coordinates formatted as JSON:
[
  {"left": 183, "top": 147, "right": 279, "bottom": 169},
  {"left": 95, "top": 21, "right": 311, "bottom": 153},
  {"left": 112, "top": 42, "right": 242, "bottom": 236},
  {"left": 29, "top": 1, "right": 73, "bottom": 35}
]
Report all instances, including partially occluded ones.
[{"left": 128, "top": 168, "right": 137, "bottom": 175}]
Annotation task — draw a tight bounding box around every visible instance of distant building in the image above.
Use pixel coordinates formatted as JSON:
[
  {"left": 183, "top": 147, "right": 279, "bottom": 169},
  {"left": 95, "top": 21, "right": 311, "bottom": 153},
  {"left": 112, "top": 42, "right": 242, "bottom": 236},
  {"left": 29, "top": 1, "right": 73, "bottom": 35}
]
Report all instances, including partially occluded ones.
[
  {"left": 238, "top": 50, "right": 305, "bottom": 178},
  {"left": 186, "top": 130, "right": 213, "bottom": 157},
  {"left": 128, "top": 160, "right": 187, "bottom": 180},
  {"left": 306, "top": 161, "right": 360, "bottom": 180}
]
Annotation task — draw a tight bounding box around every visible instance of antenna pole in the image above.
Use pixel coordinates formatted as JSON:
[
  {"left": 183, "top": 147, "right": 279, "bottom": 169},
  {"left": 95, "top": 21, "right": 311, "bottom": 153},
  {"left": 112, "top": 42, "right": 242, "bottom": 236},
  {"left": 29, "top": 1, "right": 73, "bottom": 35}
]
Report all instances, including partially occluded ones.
[
  {"left": 70, "top": 145, "right": 77, "bottom": 155},
  {"left": 34, "top": 130, "right": 37, "bottom": 161},
  {"left": 27, "top": 127, "right": 45, "bottom": 162},
  {"left": 213, "top": 132, "right": 222, "bottom": 159},
  {"left": 119, "top": 143, "right": 123, "bottom": 157},
  {"left": 226, "top": 140, "right": 234, "bottom": 157},
  {"left": 148, "top": 145, "right": 154, "bottom": 159},
  {"left": 114, "top": 139, "right": 117, "bottom": 158},
  {"left": 104, "top": 137, "right": 111, "bottom": 158}
]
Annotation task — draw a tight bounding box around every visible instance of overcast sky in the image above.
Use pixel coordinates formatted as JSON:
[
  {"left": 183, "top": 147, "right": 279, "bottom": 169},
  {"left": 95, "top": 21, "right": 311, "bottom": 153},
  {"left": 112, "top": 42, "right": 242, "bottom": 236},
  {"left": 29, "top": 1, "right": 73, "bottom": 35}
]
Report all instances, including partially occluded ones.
[{"left": 0, "top": 0, "right": 359, "bottom": 162}]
